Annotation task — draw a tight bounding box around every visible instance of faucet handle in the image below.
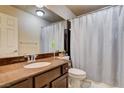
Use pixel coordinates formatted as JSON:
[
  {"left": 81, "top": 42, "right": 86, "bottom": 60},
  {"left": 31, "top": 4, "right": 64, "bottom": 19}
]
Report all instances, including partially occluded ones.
[
  {"left": 32, "top": 54, "right": 38, "bottom": 62},
  {"left": 24, "top": 55, "right": 31, "bottom": 63}
]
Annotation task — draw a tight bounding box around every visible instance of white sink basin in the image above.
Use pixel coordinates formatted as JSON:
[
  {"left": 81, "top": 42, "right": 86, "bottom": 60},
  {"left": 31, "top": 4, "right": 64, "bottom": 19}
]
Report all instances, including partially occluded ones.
[{"left": 24, "top": 62, "right": 51, "bottom": 68}]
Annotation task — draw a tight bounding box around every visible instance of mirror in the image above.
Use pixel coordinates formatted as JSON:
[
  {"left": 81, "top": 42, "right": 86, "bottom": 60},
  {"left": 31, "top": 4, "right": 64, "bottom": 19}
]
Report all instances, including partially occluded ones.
[
  {"left": 0, "top": 5, "right": 65, "bottom": 58},
  {"left": 0, "top": 5, "right": 52, "bottom": 58}
]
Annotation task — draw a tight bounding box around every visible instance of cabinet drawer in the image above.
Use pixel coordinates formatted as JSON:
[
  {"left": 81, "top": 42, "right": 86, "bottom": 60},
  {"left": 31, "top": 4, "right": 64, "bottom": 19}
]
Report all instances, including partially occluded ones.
[
  {"left": 51, "top": 73, "right": 68, "bottom": 88},
  {"left": 10, "top": 78, "right": 33, "bottom": 88},
  {"left": 34, "top": 67, "right": 61, "bottom": 88},
  {"left": 62, "top": 63, "right": 68, "bottom": 74}
]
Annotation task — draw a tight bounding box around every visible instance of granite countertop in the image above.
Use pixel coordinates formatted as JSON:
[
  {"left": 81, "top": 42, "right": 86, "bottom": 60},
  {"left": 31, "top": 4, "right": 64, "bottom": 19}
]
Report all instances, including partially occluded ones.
[{"left": 0, "top": 57, "right": 69, "bottom": 88}]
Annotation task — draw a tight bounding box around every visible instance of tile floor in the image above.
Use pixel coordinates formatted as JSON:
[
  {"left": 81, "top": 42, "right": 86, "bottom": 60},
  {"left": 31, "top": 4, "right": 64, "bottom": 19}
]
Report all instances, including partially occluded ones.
[
  {"left": 69, "top": 79, "right": 114, "bottom": 88},
  {"left": 89, "top": 80, "right": 113, "bottom": 88}
]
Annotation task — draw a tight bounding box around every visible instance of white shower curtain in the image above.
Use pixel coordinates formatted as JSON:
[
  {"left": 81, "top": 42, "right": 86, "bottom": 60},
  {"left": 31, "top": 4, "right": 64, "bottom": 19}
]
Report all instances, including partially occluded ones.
[
  {"left": 71, "top": 6, "right": 124, "bottom": 87},
  {"left": 41, "top": 21, "right": 65, "bottom": 53}
]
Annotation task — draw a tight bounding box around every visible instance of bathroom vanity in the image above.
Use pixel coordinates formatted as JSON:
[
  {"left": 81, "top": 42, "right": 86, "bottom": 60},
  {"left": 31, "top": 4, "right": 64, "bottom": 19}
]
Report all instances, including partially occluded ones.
[{"left": 0, "top": 57, "right": 69, "bottom": 88}]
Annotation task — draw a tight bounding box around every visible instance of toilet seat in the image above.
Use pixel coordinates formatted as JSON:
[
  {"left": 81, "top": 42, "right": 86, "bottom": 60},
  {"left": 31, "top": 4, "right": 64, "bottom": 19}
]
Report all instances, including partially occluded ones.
[{"left": 69, "top": 68, "right": 86, "bottom": 80}]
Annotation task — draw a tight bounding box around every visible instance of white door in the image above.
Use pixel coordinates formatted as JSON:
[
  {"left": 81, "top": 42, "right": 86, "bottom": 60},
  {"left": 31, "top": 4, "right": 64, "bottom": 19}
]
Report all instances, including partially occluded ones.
[{"left": 0, "top": 13, "right": 18, "bottom": 58}]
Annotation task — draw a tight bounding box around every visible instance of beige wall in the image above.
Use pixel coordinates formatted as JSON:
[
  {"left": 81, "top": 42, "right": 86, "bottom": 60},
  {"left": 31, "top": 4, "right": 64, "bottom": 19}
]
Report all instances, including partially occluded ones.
[{"left": 0, "top": 5, "right": 50, "bottom": 55}]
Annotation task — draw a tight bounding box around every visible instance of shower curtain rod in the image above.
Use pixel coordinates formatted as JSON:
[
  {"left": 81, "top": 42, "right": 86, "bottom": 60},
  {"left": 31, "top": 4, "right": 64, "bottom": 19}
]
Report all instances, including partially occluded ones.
[
  {"left": 69, "top": 5, "right": 119, "bottom": 20},
  {"left": 41, "top": 5, "right": 119, "bottom": 28}
]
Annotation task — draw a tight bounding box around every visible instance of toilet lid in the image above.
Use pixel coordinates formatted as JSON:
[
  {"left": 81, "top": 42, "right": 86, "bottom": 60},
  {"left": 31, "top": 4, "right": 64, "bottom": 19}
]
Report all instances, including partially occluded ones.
[{"left": 69, "top": 68, "right": 86, "bottom": 76}]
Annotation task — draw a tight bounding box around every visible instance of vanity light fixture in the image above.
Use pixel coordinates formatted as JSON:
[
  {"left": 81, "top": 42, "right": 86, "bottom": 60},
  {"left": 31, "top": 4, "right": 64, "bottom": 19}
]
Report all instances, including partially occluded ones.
[{"left": 36, "top": 10, "right": 45, "bottom": 17}]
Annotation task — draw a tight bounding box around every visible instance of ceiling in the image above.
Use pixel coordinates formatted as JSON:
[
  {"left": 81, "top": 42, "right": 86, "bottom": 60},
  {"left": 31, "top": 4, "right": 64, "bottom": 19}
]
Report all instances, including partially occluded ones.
[
  {"left": 13, "top": 5, "right": 64, "bottom": 22},
  {"left": 66, "top": 5, "right": 108, "bottom": 16},
  {"left": 13, "top": 5, "right": 108, "bottom": 23}
]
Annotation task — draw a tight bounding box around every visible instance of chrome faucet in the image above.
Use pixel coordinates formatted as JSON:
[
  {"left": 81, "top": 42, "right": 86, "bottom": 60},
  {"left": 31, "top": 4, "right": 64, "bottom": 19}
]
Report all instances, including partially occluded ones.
[
  {"left": 31, "top": 54, "right": 37, "bottom": 62},
  {"left": 25, "top": 54, "right": 37, "bottom": 63}
]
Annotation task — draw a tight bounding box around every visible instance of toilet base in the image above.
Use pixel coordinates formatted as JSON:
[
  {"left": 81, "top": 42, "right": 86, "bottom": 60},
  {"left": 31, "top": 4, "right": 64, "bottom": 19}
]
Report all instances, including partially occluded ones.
[
  {"left": 69, "top": 77, "right": 91, "bottom": 88},
  {"left": 80, "top": 79, "right": 91, "bottom": 88}
]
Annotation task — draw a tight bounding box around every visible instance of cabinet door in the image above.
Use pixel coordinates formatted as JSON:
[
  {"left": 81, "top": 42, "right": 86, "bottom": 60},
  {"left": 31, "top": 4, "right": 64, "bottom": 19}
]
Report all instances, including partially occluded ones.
[
  {"left": 42, "top": 84, "right": 50, "bottom": 88},
  {"left": 51, "top": 74, "right": 68, "bottom": 88},
  {"left": 0, "top": 12, "right": 18, "bottom": 58},
  {"left": 34, "top": 67, "right": 61, "bottom": 88},
  {"left": 9, "top": 78, "right": 33, "bottom": 88}
]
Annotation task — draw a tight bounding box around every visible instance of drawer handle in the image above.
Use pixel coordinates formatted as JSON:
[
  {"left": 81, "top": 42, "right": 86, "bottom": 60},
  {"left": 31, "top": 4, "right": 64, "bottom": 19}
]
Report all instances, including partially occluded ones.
[{"left": 65, "top": 68, "right": 68, "bottom": 70}]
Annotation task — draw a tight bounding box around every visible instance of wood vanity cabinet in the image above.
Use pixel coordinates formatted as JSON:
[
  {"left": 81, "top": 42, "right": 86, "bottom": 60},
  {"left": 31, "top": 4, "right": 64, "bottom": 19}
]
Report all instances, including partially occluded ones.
[
  {"left": 8, "top": 63, "right": 68, "bottom": 88},
  {"left": 34, "top": 63, "right": 68, "bottom": 88}
]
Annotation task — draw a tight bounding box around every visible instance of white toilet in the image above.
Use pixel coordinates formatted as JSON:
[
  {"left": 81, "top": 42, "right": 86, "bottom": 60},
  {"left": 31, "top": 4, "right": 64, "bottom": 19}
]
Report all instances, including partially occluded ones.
[
  {"left": 68, "top": 68, "right": 87, "bottom": 88},
  {"left": 57, "top": 56, "right": 89, "bottom": 87}
]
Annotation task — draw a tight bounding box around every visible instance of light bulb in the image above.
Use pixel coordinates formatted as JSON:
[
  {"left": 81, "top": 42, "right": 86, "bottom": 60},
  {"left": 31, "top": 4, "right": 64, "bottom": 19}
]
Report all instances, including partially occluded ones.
[{"left": 36, "top": 10, "right": 45, "bottom": 17}]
